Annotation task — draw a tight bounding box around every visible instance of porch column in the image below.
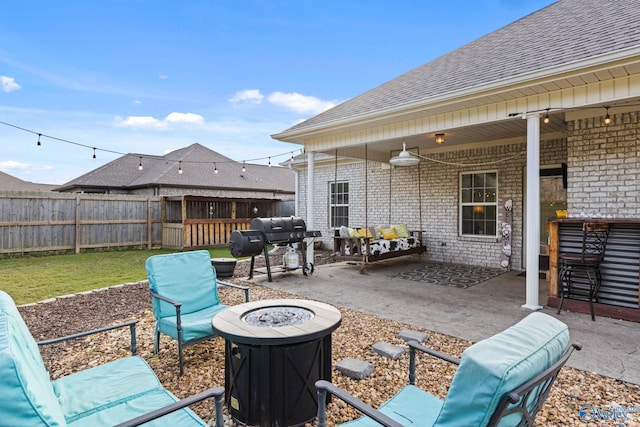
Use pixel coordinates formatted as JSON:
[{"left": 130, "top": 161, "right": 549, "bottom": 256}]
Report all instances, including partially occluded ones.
[
  {"left": 306, "top": 152, "right": 315, "bottom": 266},
  {"left": 523, "top": 113, "right": 543, "bottom": 310}
]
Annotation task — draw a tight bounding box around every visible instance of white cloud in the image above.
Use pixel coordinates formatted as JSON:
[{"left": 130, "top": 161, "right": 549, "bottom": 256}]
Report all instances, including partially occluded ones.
[
  {"left": 164, "top": 112, "right": 204, "bottom": 124},
  {"left": 119, "top": 116, "right": 167, "bottom": 129},
  {"left": 229, "top": 89, "right": 264, "bottom": 105},
  {"left": 116, "top": 112, "right": 205, "bottom": 130},
  {"left": 1, "top": 76, "right": 21, "bottom": 93},
  {"left": 267, "top": 91, "right": 336, "bottom": 114},
  {"left": 0, "top": 160, "right": 53, "bottom": 173}
]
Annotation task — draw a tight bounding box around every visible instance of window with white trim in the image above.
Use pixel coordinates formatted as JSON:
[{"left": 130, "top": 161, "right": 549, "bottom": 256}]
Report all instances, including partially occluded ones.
[
  {"left": 460, "top": 171, "right": 498, "bottom": 237},
  {"left": 329, "top": 181, "right": 349, "bottom": 228}
]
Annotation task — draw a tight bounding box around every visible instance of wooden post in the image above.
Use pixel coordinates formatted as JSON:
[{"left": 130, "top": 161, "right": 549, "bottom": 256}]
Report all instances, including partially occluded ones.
[
  {"left": 547, "top": 220, "right": 559, "bottom": 297},
  {"left": 75, "top": 194, "right": 81, "bottom": 254}
]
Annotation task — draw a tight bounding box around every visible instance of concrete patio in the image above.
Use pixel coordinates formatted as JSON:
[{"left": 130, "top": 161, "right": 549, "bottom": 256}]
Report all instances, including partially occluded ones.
[{"left": 248, "top": 255, "right": 640, "bottom": 386}]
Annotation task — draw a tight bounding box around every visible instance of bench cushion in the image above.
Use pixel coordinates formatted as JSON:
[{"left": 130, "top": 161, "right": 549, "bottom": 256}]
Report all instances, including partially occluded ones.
[
  {"left": 434, "top": 312, "right": 569, "bottom": 426},
  {"left": 66, "top": 388, "right": 207, "bottom": 427},
  {"left": 0, "top": 291, "right": 67, "bottom": 426},
  {"left": 52, "top": 356, "right": 163, "bottom": 423},
  {"left": 341, "top": 385, "right": 443, "bottom": 427}
]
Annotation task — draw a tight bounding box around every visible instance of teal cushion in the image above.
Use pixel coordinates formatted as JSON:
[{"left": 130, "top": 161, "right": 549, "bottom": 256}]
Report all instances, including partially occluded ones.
[
  {"left": 434, "top": 312, "right": 569, "bottom": 427},
  {"left": 341, "top": 385, "right": 442, "bottom": 426},
  {"left": 146, "top": 250, "right": 221, "bottom": 319},
  {"left": 66, "top": 388, "right": 208, "bottom": 427},
  {"left": 0, "top": 291, "right": 67, "bottom": 426},
  {"left": 52, "top": 356, "right": 162, "bottom": 423},
  {"left": 157, "top": 303, "right": 229, "bottom": 342}
]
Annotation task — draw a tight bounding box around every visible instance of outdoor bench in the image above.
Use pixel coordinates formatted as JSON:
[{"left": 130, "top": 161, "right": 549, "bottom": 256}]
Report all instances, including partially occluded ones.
[
  {"left": 0, "top": 290, "right": 224, "bottom": 427},
  {"left": 333, "top": 224, "right": 426, "bottom": 272}
]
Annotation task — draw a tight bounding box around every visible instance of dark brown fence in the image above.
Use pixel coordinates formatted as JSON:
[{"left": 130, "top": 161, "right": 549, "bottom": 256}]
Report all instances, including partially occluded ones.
[{"left": 0, "top": 192, "right": 162, "bottom": 254}]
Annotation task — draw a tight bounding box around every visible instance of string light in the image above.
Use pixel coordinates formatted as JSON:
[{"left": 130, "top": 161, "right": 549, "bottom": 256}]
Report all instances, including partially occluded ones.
[
  {"left": 543, "top": 108, "right": 550, "bottom": 124},
  {"left": 290, "top": 152, "right": 294, "bottom": 161},
  {"left": 37, "top": 133, "right": 42, "bottom": 148},
  {"left": 92, "top": 148, "right": 96, "bottom": 160},
  {"left": 604, "top": 106, "right": 611, "bottom": 125},
  {"left": 138, "top": 156, "right": 143, "bottom": 171},
  {"left": 268, "top": 157, "right": 271, "bottom": 167},
  {"left": 178, "top": 161, "right": 183, "bottom": 174},
  {"left": 242, "top": 161, "right": 246, "bottom": 172},
  {"left": 214, "top": 162, "right": 218, "bottom": 174}
]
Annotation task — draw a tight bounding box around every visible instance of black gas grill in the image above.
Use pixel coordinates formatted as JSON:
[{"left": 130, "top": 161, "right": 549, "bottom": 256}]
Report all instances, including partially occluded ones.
[{"left": 229, "top": 216, "right": 321, "bottom": 282}]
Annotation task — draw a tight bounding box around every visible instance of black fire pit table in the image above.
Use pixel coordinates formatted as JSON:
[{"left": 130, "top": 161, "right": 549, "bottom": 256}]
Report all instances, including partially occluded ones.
[{"left": 212, "top": 299, "right": 341, "bottom": 427}]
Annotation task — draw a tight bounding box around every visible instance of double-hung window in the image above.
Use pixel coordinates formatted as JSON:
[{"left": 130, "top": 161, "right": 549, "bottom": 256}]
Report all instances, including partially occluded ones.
[
  {"left": 329, "top": 181, "right": 349, "bottom": 228},
  {"left": 460, "top": 171, "right": 497, "bottom": 237}
]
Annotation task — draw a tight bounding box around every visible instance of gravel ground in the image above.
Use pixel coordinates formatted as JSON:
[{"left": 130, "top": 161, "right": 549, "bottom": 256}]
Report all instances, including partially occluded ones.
[{"left": 18, "top": 250, "right": 640, "bottom": 426}]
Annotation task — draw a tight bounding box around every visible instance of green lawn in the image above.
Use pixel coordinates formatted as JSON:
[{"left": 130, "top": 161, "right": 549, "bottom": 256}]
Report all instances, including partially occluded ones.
[{"left": 0, "top": 248, "right": 236, "bottom": 305}]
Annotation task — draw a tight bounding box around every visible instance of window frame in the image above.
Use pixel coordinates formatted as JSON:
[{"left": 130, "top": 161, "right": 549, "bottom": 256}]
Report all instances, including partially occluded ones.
[
  {"left": 459, "top": 170, "right": 498, "bottom": 238},
  {"left": 329, "top": 181, "right": 349, "bottom": 228}
]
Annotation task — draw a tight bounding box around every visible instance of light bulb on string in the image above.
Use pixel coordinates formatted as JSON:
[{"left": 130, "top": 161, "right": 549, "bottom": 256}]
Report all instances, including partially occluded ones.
[
  {"left": 92, "top": 148, "right": 96, "bottom": 161},
  {"left": 242, "top": 161, "right": 246, "bottom": 172},
  {"left": 214, "top": 162, "right": 218, "bottom": 174},
  {"left": 138, "top": 157, "right": 143, "bottom": 171},
  {"left": 604, "top": 106, "right": 611, "bottom": 125},
  {"left": 543, "top": 109, "right": 550, "bottom": 124},
  {"left": 178, "top": 161, "right": 183, "bottom": 174},
  {"left": 268, "top": 157, "right": 271, "bottom": 167},
  {"left": 37, "top": 133, "right": 42, "bottom": 148}
]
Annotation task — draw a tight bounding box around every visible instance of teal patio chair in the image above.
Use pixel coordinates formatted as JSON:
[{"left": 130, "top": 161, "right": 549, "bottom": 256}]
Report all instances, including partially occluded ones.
[
  {"left": 146, "top": 250, "right": 249, "bottom": 375},
  {"left": 317, "top": 312, "right": 581, "bottom": 427}
]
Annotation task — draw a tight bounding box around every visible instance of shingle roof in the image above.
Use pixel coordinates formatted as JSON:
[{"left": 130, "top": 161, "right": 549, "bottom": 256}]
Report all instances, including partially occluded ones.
[
  {"left": 0, "top": 171, "right": 57, "bottom": 192},
  {"left": 55, "top": 143, "right": 294, "bottom": 193},
  {"left": 277, "top": 0, "right": 640, "bottom": 136}
]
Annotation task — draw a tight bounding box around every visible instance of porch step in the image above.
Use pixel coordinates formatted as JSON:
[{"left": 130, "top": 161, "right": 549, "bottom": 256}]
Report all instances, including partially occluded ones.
[
  {"left": 397, "top": 329, "right": 429, "bottom": 343},
  {"left": 373, "top": 342, "right": 405, "bottom": 360},
  {"left": 335, "top": 357, "right": 374, "bottom": 380}
]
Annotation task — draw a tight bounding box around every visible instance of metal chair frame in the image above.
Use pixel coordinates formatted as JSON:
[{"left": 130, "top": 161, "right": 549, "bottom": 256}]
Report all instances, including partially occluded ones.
[
  {"left": 557, "top": 222, "right": 609, "bottom": 320},
  {"left": 316, "top": 341, "right": 581, "bottom": 427}
]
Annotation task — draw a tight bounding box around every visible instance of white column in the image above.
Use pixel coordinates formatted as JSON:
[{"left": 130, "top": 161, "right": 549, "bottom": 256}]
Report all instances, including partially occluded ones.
[
  {"left": 523, "top": 114, "right": 543, "bottom": 310},
  {"left": 306, "top": 152, "right": 315, "bottom": 267}
]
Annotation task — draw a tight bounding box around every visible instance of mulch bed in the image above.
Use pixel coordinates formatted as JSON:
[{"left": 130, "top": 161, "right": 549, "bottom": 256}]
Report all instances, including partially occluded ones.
[{"left": 16, "top": 249, "right": 640, "bottom": 426}]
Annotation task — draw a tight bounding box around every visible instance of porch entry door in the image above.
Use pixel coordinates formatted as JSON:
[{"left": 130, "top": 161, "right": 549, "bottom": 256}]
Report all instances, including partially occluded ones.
[{"left": 522, "top": 166, "right": 567, "bottom": 266}]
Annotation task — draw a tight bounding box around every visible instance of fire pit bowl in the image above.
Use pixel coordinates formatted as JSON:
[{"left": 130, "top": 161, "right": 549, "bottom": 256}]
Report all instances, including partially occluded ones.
[{"left": 212, "top": 299, "right": 341, "bottom": 427}]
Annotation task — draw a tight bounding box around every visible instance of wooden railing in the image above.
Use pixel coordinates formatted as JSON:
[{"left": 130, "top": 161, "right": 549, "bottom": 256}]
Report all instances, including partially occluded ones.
[{"left": 162, "top": 219, "right": 253, "bottom": 249}]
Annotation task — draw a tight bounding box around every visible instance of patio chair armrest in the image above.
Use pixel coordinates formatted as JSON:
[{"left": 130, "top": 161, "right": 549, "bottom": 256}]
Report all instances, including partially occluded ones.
[
  {"left": 37, "top": 320, "right": 138, "bottom": 355},
  {"left": 149, "top": 289, "right": 182, "bottom": 308},
  {"left": 112, "top": 386, "right": 225, "bottom": 427},
  {"left": 408, "top": 340, "right": 461, "bottom": 365},
  {"left": 407, "top": 340, "right": 460, "bottom": 386},
  {"left": 218, "top": 280, "right": 250, "bottom": 302},
  {"left": 315, "top": 380, "right": 403, "bottom": 427}
]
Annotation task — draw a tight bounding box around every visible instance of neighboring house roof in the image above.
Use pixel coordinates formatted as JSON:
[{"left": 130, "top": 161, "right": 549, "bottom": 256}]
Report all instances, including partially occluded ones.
[
  {"left": 274, "top": 0, "right": 640, "bottom": 138},
  {"left": 0, "top": 171, "right": 57, "bottom": 192},
  {"left": 55, "top": 143, "right": 295, "bottom": 194}
]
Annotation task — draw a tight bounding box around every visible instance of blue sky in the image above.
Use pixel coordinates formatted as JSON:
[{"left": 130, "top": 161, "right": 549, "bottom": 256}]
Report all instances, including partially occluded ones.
[{"left": 1, "top": 0, "right": 555, "bottom": 185}]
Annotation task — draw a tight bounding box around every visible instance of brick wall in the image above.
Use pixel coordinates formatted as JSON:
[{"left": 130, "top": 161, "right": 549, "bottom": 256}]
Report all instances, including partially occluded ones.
[
  {"left": 567, "top": 111, "right": 640, "bottom": 217},
  {"left": 300, "top": 139, "right": 567, "bottom": 270}
]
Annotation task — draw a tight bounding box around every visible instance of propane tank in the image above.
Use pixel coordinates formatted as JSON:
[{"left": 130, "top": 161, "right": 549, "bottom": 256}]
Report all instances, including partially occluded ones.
[{"left": 283, "top": 246, "right": 299, "bottom": 269}]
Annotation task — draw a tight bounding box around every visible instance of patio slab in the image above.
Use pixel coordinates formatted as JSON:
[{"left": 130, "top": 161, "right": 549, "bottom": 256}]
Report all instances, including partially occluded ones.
[{"left": 248, "top": 256, "right": 640, "bottom": 386}]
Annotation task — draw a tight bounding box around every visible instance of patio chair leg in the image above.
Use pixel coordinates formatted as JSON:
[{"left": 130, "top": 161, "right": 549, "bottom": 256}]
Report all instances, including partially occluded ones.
[{"left": 154, "top": 331, "right": 160, "bottom": 355}]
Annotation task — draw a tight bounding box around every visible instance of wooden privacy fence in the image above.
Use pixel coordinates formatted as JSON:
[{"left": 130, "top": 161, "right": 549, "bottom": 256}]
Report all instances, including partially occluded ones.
[{"left": 0, "top": 192, "right": 162, "bottom": 254}]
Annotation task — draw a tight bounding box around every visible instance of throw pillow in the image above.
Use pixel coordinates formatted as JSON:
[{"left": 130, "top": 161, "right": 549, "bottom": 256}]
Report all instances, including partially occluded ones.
[
  {"left": 393, "top": 224, "right": 410, "bottom": 238},
  {"left": 381, "top": 227, "right": 399, "bottom": 240}
]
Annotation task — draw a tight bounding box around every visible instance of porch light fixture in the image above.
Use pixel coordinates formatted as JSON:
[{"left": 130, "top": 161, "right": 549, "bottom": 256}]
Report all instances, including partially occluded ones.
[
  {"left": 389, "top": 142, "right": 420, "bottom": 167},
  {"left": 435, "top": 133, "right": 445, "bottom": 144},
  {"left": 604, "top": 106, "right": 611, "bottom": 125}
]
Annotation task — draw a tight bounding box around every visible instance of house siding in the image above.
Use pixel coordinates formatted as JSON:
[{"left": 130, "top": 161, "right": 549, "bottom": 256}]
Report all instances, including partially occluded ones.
[{"left": 301, "top": 138, "right": 567, "bottom": 270}]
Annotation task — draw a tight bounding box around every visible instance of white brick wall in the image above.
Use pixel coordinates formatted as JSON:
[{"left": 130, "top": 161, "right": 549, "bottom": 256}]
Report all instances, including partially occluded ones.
[
  {"left": 299, "top": 138, "right": 567, "bottom": 270},
  {"left": 567, "top": 111, "right": 640, "bottom": 217}
]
